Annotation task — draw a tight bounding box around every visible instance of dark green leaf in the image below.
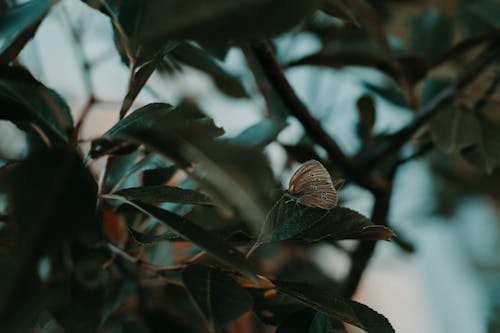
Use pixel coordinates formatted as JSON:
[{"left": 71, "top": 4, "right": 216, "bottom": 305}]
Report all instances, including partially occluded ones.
[
  {"left": 460, "top": 112, "right": 500, "bottom": 173},
  {"left": 0, "top": 66, "right": 73, "bottom": 143},
  {"left": 105, "top": 185, "right": 212, "bottom": 205},
  {"left": 363, "top": 82, "right": 408, "bottom": 108},
  {"left": 90, "top": 103, "right": 224, "bottom": 158},
  {"left": 468, "top": 0, "right": 500, "bottom": 28},
  {"left": 429, "top": 106, "right": 480, "bottom": 153},
  {"left": 182, "top": 264, "right": 253, "bottom": 331},
  {"left": 170, "top": 42, "right": 248, "bottom": 98},
  {"left": 120, "top": 59, "right": 160, "bottom": 118},
  {"left": 410, "top": 8, "right": 453, "bottom": 64},
  {"left": 143, "top": 165, "right": 178, "bottom": 186},
  {"left": 123, "top": 0, "right": 320, "bottom": 45},
  {"left": 0, "top": 0, "right": 52, "bottom": 64},
  {"left": 273, "top": 280, "right": 395, "bottom": 333},
  {"left": 356, "top": 94, "right": 376, "bottom": 143},
  {"left": 259, "top": 197, "right": 330, "bottom": 243},
  {"left": 259, "top": 197, "right": 395, "bottom": 244},
  {"left": 277, "top": 309, "right": 347, "bottom": 333},
  {"left": 296, "top": 206, "right": 396, "bottom": 242},
  {"left": 0, "top": 147, "right": 98, "bottom": 330},
  {"left": 119, "top": 201, "right": 257, "bottom": 282},
  {"left": 129, "top": 228, "right": 178, "bottom": 245},
  {"left": 230, "top": 118, "right": 287, "bottom": 148}
]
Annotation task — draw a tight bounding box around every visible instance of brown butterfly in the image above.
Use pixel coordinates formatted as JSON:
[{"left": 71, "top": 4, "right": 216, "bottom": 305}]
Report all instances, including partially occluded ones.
[{"left": 287, "top": 159, "right": 338, "bottom": 210}]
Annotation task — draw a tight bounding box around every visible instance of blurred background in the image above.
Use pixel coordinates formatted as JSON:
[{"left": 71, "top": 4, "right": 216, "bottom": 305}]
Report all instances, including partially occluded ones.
[{"left": 1, "top": 0, "right": 500, "bottom": 332}]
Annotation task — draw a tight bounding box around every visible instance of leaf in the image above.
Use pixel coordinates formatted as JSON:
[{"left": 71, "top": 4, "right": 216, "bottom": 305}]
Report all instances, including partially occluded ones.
[
  {"left": 0, "top": 147, "right": 98, "bottom": 329},
  {"left": 410, "top": 8, "right": 453, "bottom": 64},
  {"left": 119, "top": 201, "right": 257, "bottom": 282},
  {"left": 259, "top": 197, "right": 395, "bottom": 244},
  {"left": 129, "top": 228, "right": 178, "bottom": 245},
  {"left": 273, "top": 280, "right": 395, "bottom": 333},
  {"left": 230, "top": 118, "right": 287, "bottom": 148},
  {"left": 277, "top": 309, "right": 347, "bottom": 333},
  {"left": 0, "top": 0, "right": 53, "bottom": 64},
  {"left": 429, "top": 106, "right": 480, "bottom": 153},
  {"left": 105, "top": 185, "right": 212, "bottom": 205},
  {"left": 120, "top": 58, "right": 160, "bottom": 118},
  {"left": 142, "top": 165, "right": 178, "bottom": 186},
  {"left": 460, "top": 112, "right": 500, "bottom": 173},
  {"left": 0, "top": 66, "right": 74, "bottom": 143},
  {"left": 90, "top": 103, "right": 224, "bottom": 158},
  {"left": 468, "top": 0, "right": 500, "bottom": 28},
  {"left": 259, "top": 197, "right": 330, "bottom": 243},
  {"left": 296, "top": 207, "right": 396, "bottom": 242},
  {"left": 170, "top": 42, "right": 248, "bottom": 98},
  {"left": 363, "top": 82, "right": 408, "bottom": 108},
  {"left": 356, "top": 94, "right": 376, "bottom": 143},
  {"left": 123, "top": 0, "right": 320, "bottom": 45},
  {"left": 178, "top": 140, "right": 276, "bottom": 233},
  {"left": 182, "top": 264, "right": 253, "bottom": 331},
  {"left": 286, "top": 51, "right": 399, "bottom": 81}
]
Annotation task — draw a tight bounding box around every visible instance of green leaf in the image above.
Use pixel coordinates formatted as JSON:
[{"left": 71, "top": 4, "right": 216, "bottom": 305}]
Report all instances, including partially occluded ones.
[
  {"left": 259, "top": 197, "right": 395, "bottom": 244},
  {"left": 230, "top": 118, "right": 287, "bottom": 148},
  {"left": 120, "top": 58, "right": 160, "bottom": 118},
  {"left": 410, "top": 8, "right": 453, "bottom": 64},
  {"left": 356, "top": 94, "right": 376, "bottom": 143},
  {"left": 0, "top": 66, "right": 74, "bottom": 143},
  {"left": 363, "top": 82, "right": 408, "bottom": 108},
  {"left": 182, "top": 264, "right": 253, "bottom": 331},
  {"left": 273, "top": 280, "right": 395, "bottom": 333},
  {"left": 119, "top": 201, "right": 257, "bottom": 282},
  {"left": 468, "top": 0, "right": 500, "bottom": 28},
  {"left": 429, "top": 106, "right": 480, "bottom": 153},
  {"left": 259, "top": 197, "right": 330, "bottom": 243},
  {"left": 177, "top": 140, "right": 276, "bottom": 233},
  {"left": 460, "top": 112, "right": 500, "bottom": 174},
  {"left": 143, "top": 165, "right": 178, "bottom": 186},
  {"left": 105, "top": 185, "right": 212, "bottom": 205},
  {"left": 90, "top": 103, "right": 224, "bottom": 158},
  {"left": 0, "top": 147, "right": 98, "bottom": 330},
  {"left": 120, "top": 0, "right": 320, "bottom": 45},
  {"left": 0, "top": 0, "right": 53, "bottom": 64},
  {"left": 129, "top": 228, "right": 178, "bottom": 245},
  {"left": 296, "top": 206, "right": 396, "bottom": 242},
  {"left": 170, "top": 42, "right": 248, "bottom": 98},
  {"left": 277, "top": 309, "right": 347, "bottom": 333}
]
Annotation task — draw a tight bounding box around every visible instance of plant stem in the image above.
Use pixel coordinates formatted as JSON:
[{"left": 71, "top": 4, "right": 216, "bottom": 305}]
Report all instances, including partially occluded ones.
[{"left": 249, "top": 41, "right": 382, "bottom": 193}]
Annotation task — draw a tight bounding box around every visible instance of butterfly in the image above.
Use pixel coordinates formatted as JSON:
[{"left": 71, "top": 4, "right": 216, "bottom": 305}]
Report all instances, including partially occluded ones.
[{"left": 286, "top": 159, "right": 338, "bottom": 210}]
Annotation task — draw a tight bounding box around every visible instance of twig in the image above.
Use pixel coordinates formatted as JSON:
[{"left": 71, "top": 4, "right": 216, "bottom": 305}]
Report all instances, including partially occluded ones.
[
  {"left": 341, "top": 177, "right": 394, "bottom": 297},
  {"left": 364, "top": 40, "right": 500, "bottom": 167},
  {"left": 249, "top": 42, "right": 381, "bottom": 193}
]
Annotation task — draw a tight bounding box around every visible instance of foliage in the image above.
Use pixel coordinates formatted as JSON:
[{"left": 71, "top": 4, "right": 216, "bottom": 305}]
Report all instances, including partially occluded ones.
[{"left": 1, "top": 0, "right": 500, "bottom": 332}]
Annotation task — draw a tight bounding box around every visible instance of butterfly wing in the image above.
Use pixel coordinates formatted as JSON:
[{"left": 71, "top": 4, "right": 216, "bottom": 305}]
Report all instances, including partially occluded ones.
[{"left": 288, "top": 160, "right": 338, "bottom": 209}]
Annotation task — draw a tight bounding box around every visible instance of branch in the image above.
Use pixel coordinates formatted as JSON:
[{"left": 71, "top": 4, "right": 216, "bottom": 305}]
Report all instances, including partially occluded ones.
[
  {"left": 364, "top": 40, "right": 500, "bottom": 167},
  {"left": 340, "top": 179, "right": 393, "bottom": 297},
  {"left": 249, "top": 42, "right": 381, "bottom": 192}
]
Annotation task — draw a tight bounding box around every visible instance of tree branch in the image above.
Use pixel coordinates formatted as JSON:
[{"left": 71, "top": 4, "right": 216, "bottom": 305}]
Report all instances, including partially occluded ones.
[
  {"left": 249, "top": 42, "right": 382, "bottom": 192},
  {"left": 364, "top": 40, "right": 500, "bottom": 167},
  {"left": 341, "top": 178, "right": 393, "bottom": 297}
]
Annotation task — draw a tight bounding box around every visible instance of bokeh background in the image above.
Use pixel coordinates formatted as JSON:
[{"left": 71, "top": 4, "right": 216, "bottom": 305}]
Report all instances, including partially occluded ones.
[{"left": 1, "top": 0, "right": 500, "bottom": 332}]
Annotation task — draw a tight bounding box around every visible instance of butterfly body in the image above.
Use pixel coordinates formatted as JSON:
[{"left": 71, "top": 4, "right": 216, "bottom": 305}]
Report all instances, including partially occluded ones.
[{"left": 287, "top": 160, "right": 338, "bottom": 210}]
